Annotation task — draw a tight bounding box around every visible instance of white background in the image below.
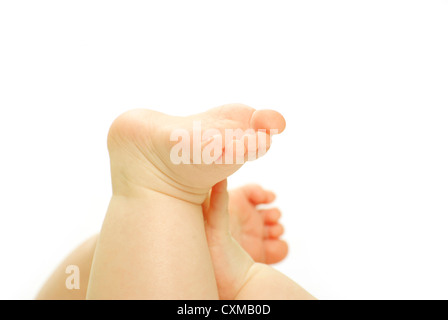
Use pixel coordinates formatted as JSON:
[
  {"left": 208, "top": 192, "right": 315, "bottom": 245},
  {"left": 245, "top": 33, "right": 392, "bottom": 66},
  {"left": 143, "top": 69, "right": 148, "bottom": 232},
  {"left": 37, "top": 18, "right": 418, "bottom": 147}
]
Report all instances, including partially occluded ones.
[{"left": 0, "top": 1, "right": 447, "bottom": 300}]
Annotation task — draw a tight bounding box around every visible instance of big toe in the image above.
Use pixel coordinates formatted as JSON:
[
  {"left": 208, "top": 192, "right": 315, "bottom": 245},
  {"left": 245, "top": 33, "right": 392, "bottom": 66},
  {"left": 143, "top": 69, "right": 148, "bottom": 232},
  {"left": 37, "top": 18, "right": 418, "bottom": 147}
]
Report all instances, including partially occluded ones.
[
  {"left": 250, "top": 110, "right": 286, "bottom": 134},
  {"left": 264, "top": 239, "right": 289, "bottom": 265}
]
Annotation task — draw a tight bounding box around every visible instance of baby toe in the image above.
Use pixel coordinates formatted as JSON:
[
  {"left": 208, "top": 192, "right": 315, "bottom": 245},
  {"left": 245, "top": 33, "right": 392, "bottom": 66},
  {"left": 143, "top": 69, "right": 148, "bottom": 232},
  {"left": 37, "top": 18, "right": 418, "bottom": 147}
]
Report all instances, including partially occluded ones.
[
  {"left": 264, "top": 239, "right": 289, "bottom": 265},
  {"left": 264, "top": 224, "right": 285, "bottom": 239},
  {"left": 260, "top": 208, "right": 282, "bottom": 225}
]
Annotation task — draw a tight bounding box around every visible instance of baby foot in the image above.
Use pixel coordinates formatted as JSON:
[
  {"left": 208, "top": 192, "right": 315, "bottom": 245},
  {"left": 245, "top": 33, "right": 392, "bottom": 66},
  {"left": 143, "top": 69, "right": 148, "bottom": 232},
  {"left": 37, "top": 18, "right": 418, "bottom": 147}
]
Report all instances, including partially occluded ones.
[
  {"left": 204, "top": 179, "right": 256, "bottom": 299},
  {"left": 204, "top": 180, "right": 315, "bottom": 300},
  {"left": 107, "top": 103, "right": 286, "bottom": 204},
  {"left": 228, "top": 185, "right": 288, "bottom": 264}
]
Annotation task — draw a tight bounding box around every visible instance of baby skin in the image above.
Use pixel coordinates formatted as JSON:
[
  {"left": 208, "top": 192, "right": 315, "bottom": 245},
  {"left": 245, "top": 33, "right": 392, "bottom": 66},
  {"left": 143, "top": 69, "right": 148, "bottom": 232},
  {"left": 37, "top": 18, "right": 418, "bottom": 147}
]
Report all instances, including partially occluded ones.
[
  {"left": 37, "top": 184, "right": 287, "bottom": 300},
  {"left": 82, "top": 103, "right": 313, "bottom": 299},
  {"left": 205, "top": 180, "right": 315, "bottom": 300}
]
